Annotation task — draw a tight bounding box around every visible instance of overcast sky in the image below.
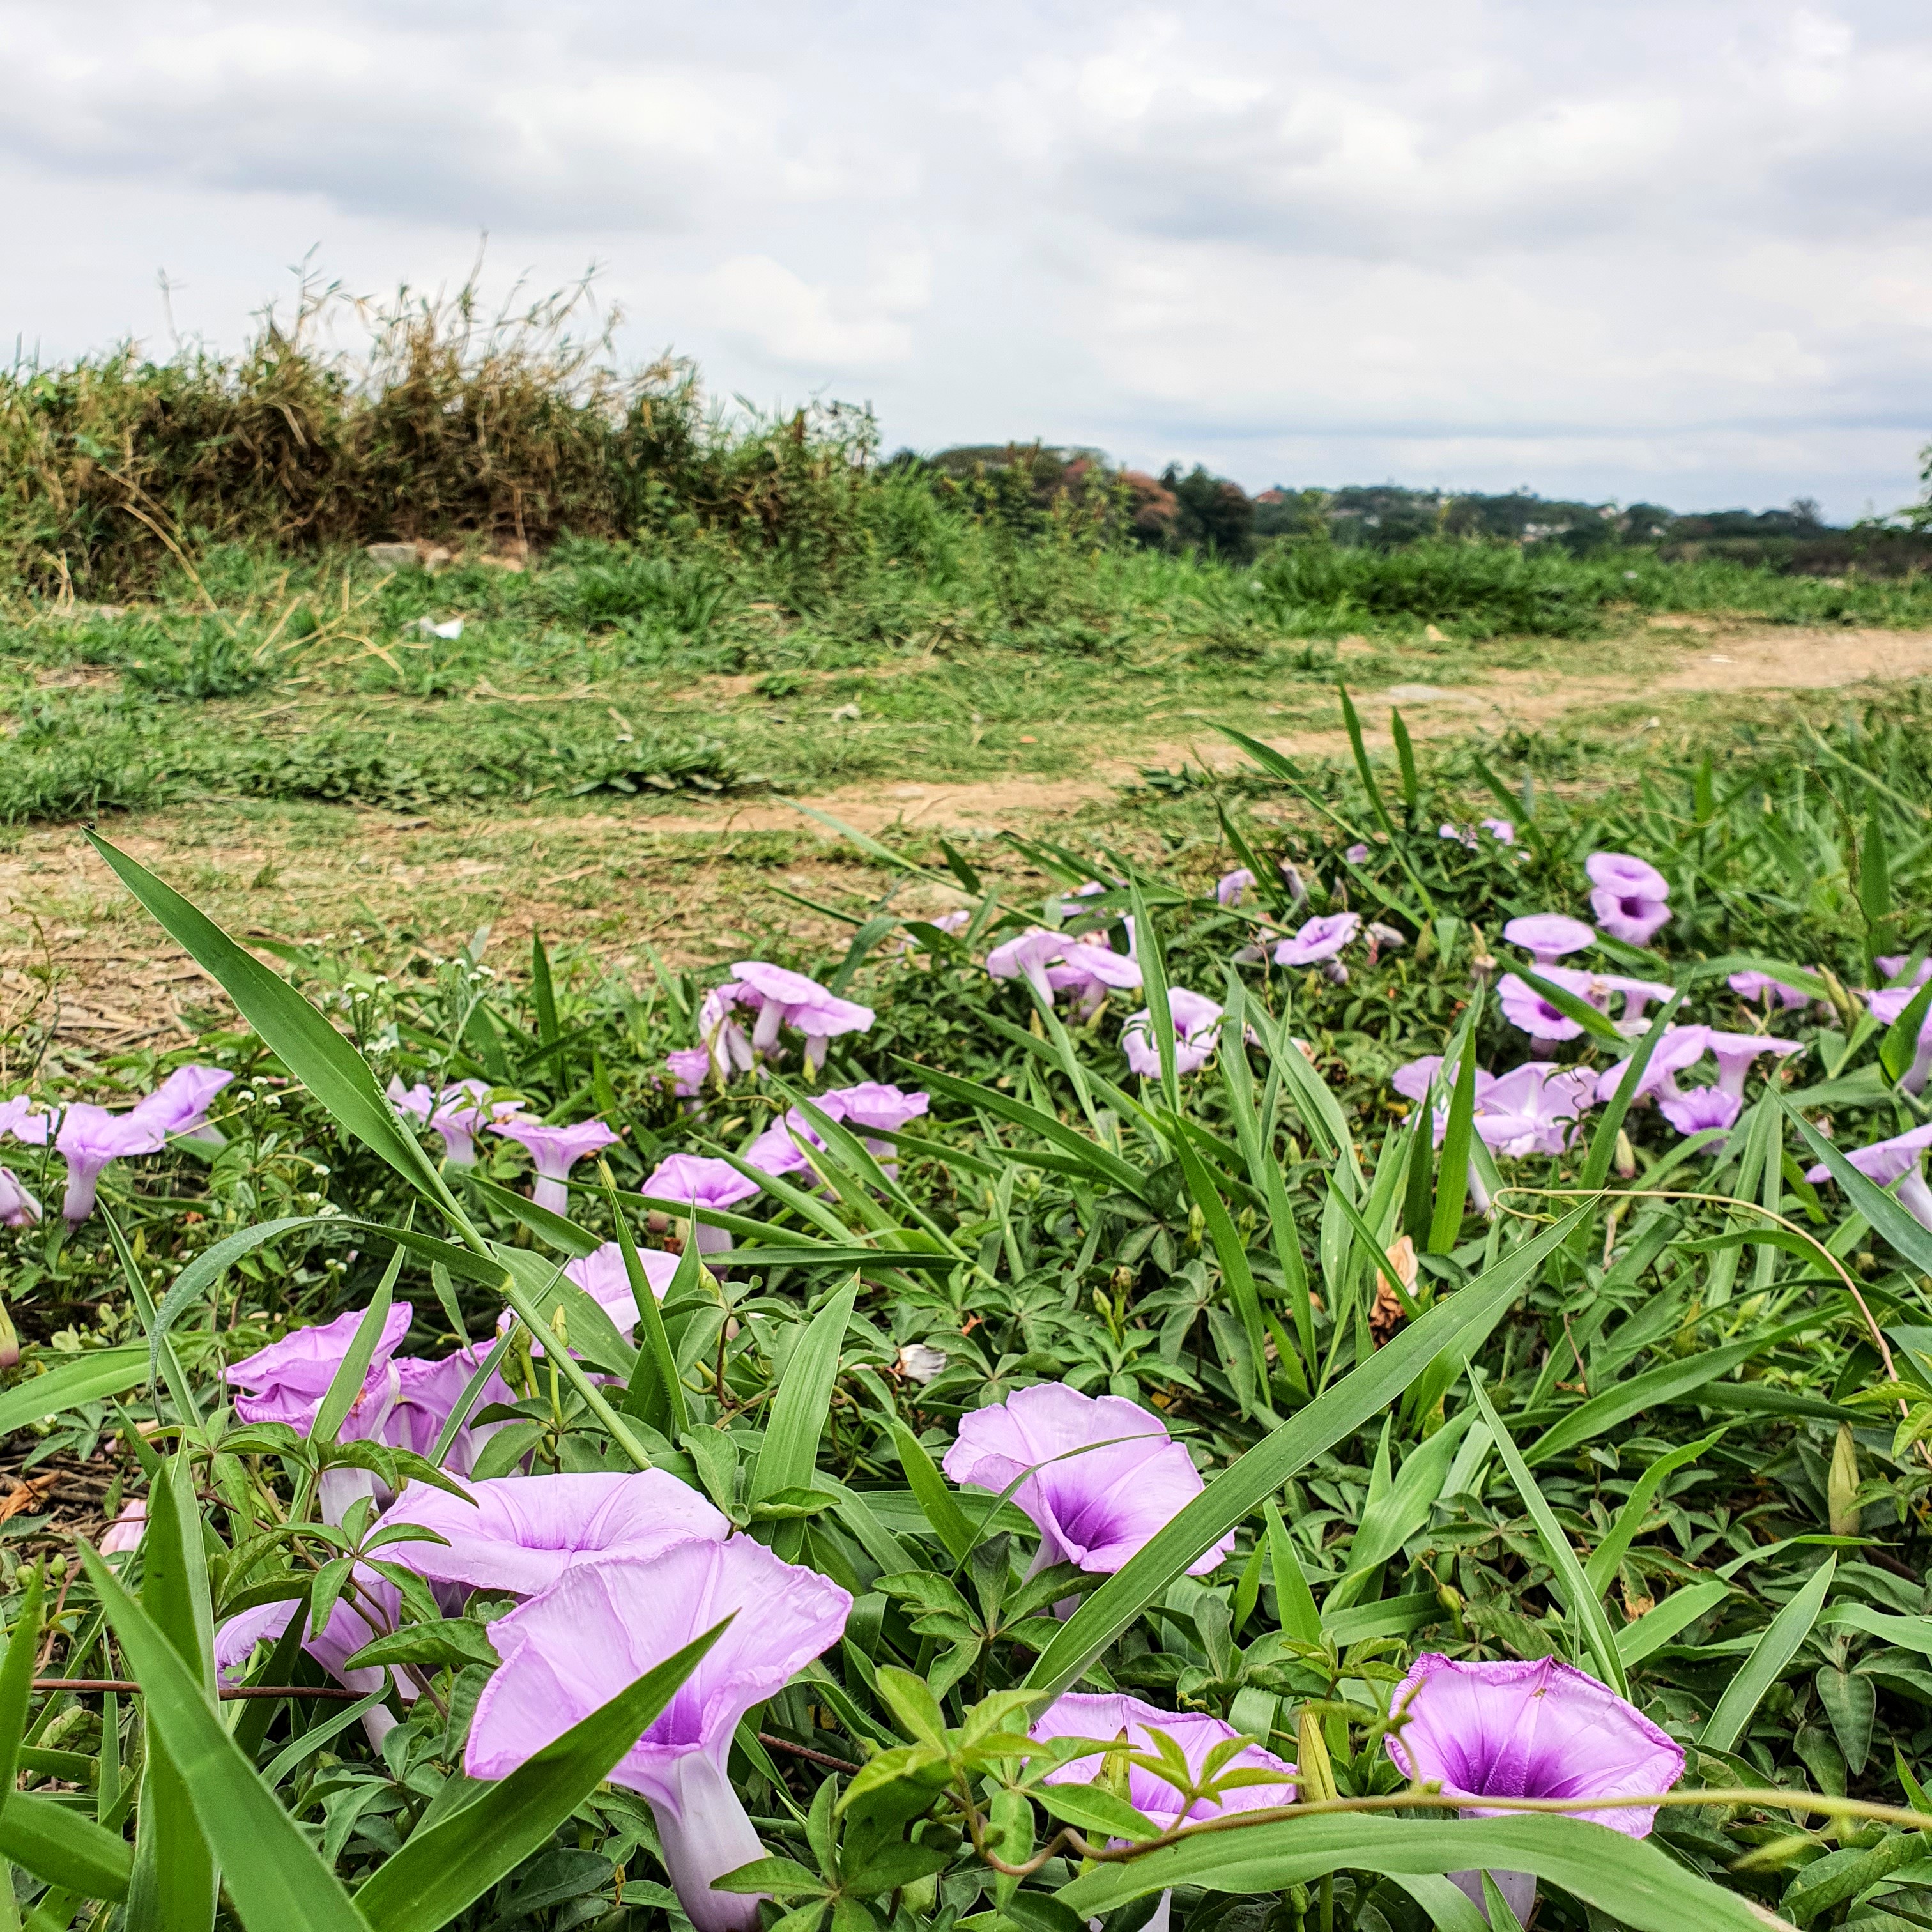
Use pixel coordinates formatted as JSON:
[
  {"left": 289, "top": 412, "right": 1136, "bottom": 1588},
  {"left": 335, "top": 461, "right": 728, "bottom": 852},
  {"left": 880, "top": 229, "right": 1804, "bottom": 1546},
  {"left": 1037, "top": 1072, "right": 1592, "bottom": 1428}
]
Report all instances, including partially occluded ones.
[{"left": 3, "top": 1, "right": 1928, "bottom": 518}]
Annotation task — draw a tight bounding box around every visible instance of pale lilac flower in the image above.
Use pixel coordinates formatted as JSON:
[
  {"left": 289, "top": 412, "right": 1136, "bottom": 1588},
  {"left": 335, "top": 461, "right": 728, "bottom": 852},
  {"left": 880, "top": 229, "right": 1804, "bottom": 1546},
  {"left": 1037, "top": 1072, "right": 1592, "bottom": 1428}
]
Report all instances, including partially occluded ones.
[
  {"left": 1393, "top": 1055, "right": 1500, "bottom": 1143},
  {"left": 696, "top": 984, "right": 758, "bottom": 1080},
  {"left": 665, "top": 1046, "right": 716, "bottom": 1100},
  {"left": 1032, "top": 1692, "right": 1296, "bottom": 1828},
  {"left": 1595, "top": 973, "right": 1676, "bottom": 1029},
  {"left": 1862, "top": 987, "right": 1932, "bottom": 1092},
  {"left": 379, "top": 1471, "right": 728, "bottom": 1598},
  {"left": 129, "top": 1065, "right": 233, "bottom": 1143},
  {"left": 987, "top": 927, "right": 1065, "bottom": 1003},
  {"left": 0, "top": 1169, "right": 41, "bottom": 1229},
  {"left": 1586, "top": 852, "right": 1671, "bottom": 947},
  {"left": 1122, "top": 989, "right": 1224, "bottom": 1078},
  {"left": 1480, "top": 818, "right": 1515, "bottom": 844},
  {"left": 1439, "top": 824, "right": 1478, "bottom": 850},
  {"left": 943, "top": 1382, "right": 1234, "bottom": 1581},
  {"left": 644, "top": 1153, "right": 761, "bottom": 1255},
  {"left": 730, "top": 960, "right": 875, "bottom": 1076},
  {"left": 217, "top": 1567, "right": 415, "bottom": 1747},
  {"left": 1344, "top": 842, "right": 1371, "bottom": 864},
  {"left": 1216, "top": 867, "right": 1256, "bottom": 907},
  {"left": 53, "top": 1105, "right": 166, "bottom": 1222},
  {"left": 0, "top": 1098, "right": 50, "bottom": 1146},
  {"left": 1876, "top": 956, "right": 1932, "bottom": 988},
  {"left": 1046, "top": 937, "right": 1144, "bottom": 1017},
  {"left": 390, "top": 1077, "right": 522, "bottom": 1165},
  {"left": 489, "top": 1117, "right": 620, "bottom": 1215},
  {"left": 99, "top": 1498, "right": 146, "bottom": 1554},
  {"left": 1274, "top": 912, "right": 1361, "bottom": 968},
  {"left": 743, "top": 1083, "right": 930, "bottom": 1183},
  {"left": 1496, "top": 966, "right": 1606, "bottom": 1043},
  {"left": 1386, "top": 1653, "right": 1684, "bottom": 1926},
  {"left": 930, "top": 908, "right": 972, "bottom": 935},
  {"left": 226, "top": 1303, "right": 415, "bottom": 1433},
  {"left": 1365, "top": 921, "right": 1406, "bottom": 964},
  {"left": 549, "top": 1241, "right": 677, "bottom": 1349},
  {"left": 1703, "top": 1031, "right": 1805, "bottom": 1098},
  {"left": 1473, "top": 1065, "right": 1597, "bottom": 1158},
  {"left": 1594, "top": 1025, "right": 1711, "bottom": 1105},
  {"left": 1658, "top": 1085, "right": 1742, "bottom": 1138},
  {"left": 382, "top": 1346, "right": 519, "bottom": 1475},
  {"left": 1502, "top": 914, "right": 1593, "bottom": 965},
  {"left": 1805, "top": 1120, "right": 1932, "bottom": 1229},
  {"left": 1729, "top": 970, "right": 1809, "bottom": 1012},
  {"left": 468, "top": 1540, "right": 851, "bottom": 1932}
]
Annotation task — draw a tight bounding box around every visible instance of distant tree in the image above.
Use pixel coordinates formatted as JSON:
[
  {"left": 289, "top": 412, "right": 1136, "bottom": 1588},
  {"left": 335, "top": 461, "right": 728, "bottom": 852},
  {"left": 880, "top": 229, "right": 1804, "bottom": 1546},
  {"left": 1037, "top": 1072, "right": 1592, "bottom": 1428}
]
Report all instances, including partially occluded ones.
[{"left": 1160, "top": 464, "right": 1255, "bottom": 561}]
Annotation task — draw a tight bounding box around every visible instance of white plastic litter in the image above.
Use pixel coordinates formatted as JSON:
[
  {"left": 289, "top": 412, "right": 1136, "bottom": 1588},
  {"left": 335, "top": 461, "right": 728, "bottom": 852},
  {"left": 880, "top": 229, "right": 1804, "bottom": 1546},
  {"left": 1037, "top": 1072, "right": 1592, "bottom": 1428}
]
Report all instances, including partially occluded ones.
[{"left": 406, "top": 617, "right": 463, "bottom": 640}]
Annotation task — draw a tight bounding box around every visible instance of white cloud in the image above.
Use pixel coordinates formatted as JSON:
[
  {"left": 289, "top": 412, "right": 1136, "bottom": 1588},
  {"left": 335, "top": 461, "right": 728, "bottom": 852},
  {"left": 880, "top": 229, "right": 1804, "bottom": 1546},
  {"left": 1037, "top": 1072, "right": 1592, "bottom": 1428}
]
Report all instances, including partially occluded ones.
[{"left": 0, "top": 0, "right": 1925, "bottom": 515}]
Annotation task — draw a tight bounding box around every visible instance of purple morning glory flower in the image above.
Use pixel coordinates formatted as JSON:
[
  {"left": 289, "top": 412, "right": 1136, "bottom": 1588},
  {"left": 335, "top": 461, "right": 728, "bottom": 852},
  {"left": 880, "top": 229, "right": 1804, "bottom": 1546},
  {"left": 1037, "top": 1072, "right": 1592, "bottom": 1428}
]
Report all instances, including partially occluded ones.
[
  {"left": 1496, "top": 966, "right": 1607, "bottom": 1043},
  {"left": 695, "top": 984, "right": 758, "bottom": 1081},
  {"left": 489, "top": 1116, "right": 620, "bottom": 1215},
  {"left": 1595, "top": 971, "right": 1676, "bottom": 1027},
  {"left": 1659, "top": 1085, "right": 1742, "bottom": 1139},
  {"left": 1586, "top": 852, "right": 1671, "bottom": 947},
  {"left": 943, "top": 1382, "right": 1234, "bottom": 1582},
  {"left": 1805, "top": 1120, "right": 1932, "bottom": 1229},
  {"left": 226, "top": 1302, "right": 415, "bottom": 1432},
  {"left": 1876, "top": 956, "right": 1932, "bottom": 988},
  {"left": 0, "top": 1097, "right": 50, "bottom": 1146},
  {"left": 1047, "top": 937, "right": 1144, "bottom": 1017},
  {"left": 1122, "top": 988, "right": 1225, "bottom": 1078},
  {"left": 1473, "top": 1064, "right": 1597, "bottom": 1159},
  {"left": 744, "top": 1083, "right": 933, "bottom": 1184},
  {"left": 389, "top": 1077, "right": 523, "bottom": 1165},
  {"left": 1703, "top": 1030, "right": 1805, "bottom": 1098},
  {"left": 1729, "top": 970, "right": 1809, "bottom": 1012},
  {"left": 1593, "top": 1024, "right": 1711, "bottom": 1105},
  {"left": 1274, "top": 912, "right": 1361, "bottom": 968},
  {"left": 0, "top": 1169, "right": 40, "bottom": 1229},
  {"left": 382, "top": 1345, "right": 521, "bottom": 1475},
  {"left": 379, "top": 1471, "right": 729, "bottom": 1598},
  {"left": 664, "top": 1046, "right": 716, "bottom": 1099},
  {"left": 645, "top": 1153, "right": 761, "bottom": 1256},
  {"left": 987, "top": 927, "right": 1065, "bottom": 1003},
  {"left": 217, "top": 1566, "right": 415, "bottom": 1747},
  {"left": 1216, "top": 867, "right": 1256, "bottom": 907},
  {"left": 517, "top": 1241, "right": 677, "bottom": 1353},
  {"left": 468, "top": 1539, "right": 851, "bottom": 1932},
  {"left": 1344, "top": 842, "right": 1371, "bottom": 864},
  {"left": 730, "top": 960, "right": 875, "bottom": 1076},
  {"left": 53, "top": 1103, "right": 166, "bottom": 1222},
  {"left": 129, "top": 1064, "right": 234, "bottom": 1144},
  {"left": 1031, "top": 1692, "right": 1296, "bottom": 1828},
  {"left": 1862, "top": 987, "right": 1932, "bottom": 1094},
  {"left": 1386, "top": 1653, "right": 1685, "bottom": 1925},
  {"left": 1502, "top": 914, "right": 1594, "bottom": 965},
  {"left": 1480, "top": 817, "right": 1515, "bottom": 844}
]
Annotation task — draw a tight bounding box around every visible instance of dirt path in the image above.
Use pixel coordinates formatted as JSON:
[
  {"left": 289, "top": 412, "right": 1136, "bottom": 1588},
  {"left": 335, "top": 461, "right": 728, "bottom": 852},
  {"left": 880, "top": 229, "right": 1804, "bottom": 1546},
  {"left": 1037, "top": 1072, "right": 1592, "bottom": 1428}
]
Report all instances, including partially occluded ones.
[
  {"left": 3, "top": 618, "right": 1927, "bottom": 1058},
  {"left": 637, "top": 620, "right": 1932, "bottom": 836}
]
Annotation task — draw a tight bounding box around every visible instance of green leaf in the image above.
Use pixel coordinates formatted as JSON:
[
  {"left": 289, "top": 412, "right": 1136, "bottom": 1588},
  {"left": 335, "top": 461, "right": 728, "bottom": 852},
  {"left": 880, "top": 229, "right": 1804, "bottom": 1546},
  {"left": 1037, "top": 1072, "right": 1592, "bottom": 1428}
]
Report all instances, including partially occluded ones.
[
  {"left": 0, "top": 1568, "right": 44, "bottom": 1814},
  {"left": 1781, "top": 1096, "right": 1932, "bottom": 1276},
  {"left": 1514, "top": 967, "right": 1627, "bottom": 1049},
  {"left": 339, "top": 1620, "right": 500, "bottom": 1673},
  {"left": 530, "top": 931, "right": 560, "bottom": 1045},
  {"left": 313, "top": 1248, "right": 403, "bottom": 1448},
  {"left": 0, "top": 1792, "right": 133, "bottom": 1903},
  {"left": 351, "top": 1620, "right": 726, "bottom": 1932},
  {"left": 130, "top": 1453, "right": 220, "bottom": 1932},
  {"left": 605, "top": 1165, "right": 691, "bottom": 1438},
  {"left": 1338, "top": 682, "right": 1399, "bottom": 841},
  {"left": 1616, "top": 1579, "right": 1731, "bottom": 1666},
  {"left": 1699, "top": 1555, "right": 1836, "bottom": 1753},
  {"left": 748, "top": 1279, "right": 858, "bottom": 1549},
  {"left": 1469, "top": 1378, "right": 1628, "bottom": 1697},
  {"left": 1583, "top": 1429, "right": 1726, "bottom": 1597},
  {"left": 1429, "top": 1008, "right": 1483, "bottom": 1254},
  {"left": 1022, "top": 1206, "right": 1588, "bottom": 1696},
  {"left": 147, "top": 1216, "right": 321, "bottom": 1392},
  {"left": 86, "top": 834, "right": 480, "bottom": 1245},
  {"left": 1055, "top": 1813, "right": 1770, "bottom": 1931},
  {"left": 0, "top": 1346, "right": 150, "bottom": 1436},
  {"left": 1264, "top": 1501, "right": 1322, "bottom": 1645},
  {"left": 1174, "top": 1128, "right": 1268, "bottom": 1417},
  {"left": 77, "top": 1542, "right": 371, "bottom": 1932},
  {"left": 912, "top": 1068, "right": 1150, "bottom": 1200},
  {"left": 1578, "top": 992, "right": 1683, "bottom": 1195},
  {"left": 1880, "top": 977, "right": 1932, "bottom": 1084},
  {"left": 1033, "top": 1782, "right": 1162, "bottom": 1843},
  {"left": 890, "top": 1421, "right": 976, "bottom": 1564}
]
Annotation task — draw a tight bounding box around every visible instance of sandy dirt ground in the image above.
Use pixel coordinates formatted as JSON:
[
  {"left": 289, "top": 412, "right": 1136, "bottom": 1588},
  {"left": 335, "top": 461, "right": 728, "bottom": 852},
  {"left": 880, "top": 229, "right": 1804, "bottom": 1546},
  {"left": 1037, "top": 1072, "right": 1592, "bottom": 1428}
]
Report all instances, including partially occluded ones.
[{"left": 3, "top": 619, "right": 1927, "bottom": 1062}]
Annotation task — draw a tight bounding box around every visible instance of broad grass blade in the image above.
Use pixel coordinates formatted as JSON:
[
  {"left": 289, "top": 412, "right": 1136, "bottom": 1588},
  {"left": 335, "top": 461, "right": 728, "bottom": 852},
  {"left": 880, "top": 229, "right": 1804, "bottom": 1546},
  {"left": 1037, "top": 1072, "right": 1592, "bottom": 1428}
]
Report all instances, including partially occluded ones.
[
  {"left": 1699, "top": 1555, "right": 1836, "bottom": 1753},
  {"left": 910, "top": 1068, "right": 1150, "bottom": 1200},
  {"left": 0, "top": 1569, "right": 43, "bottom": 1813},
  {"left": 0, "top": 1792, "right": 133, "bottom": 1903},
  {"left": 1264, "top": 1501, "right": 1321, "bottom": 1644},
  {"left": 351, "top": 1622, "right": 726, "bottom": 1932},
  {"left": 1577, "top": 992, "right": 1683, "bottom": 1195},
  {"left": 148, "top": 1216, "right": 328, "bottom": 1384},
  {"left": 76, "top": 1544, "right": 372, "bottom": 1932},
  {"left": 130, "top": 1454, "right": 219, "bottom": 1932},
  {"left": 1428, "top": 999, "right": 1483, "bottom": 1254},
  {"left": 606, "top": 1166, "right": 692, "bottom": 1438},
  {"left": 1022, "top": 1206, "right": 1587, "bottom": 1695},
  {"left": 0, "top": 1346, "right": 150, "bottom": 1436},
  {"left": 312, "top": 1247, "right": 403, "bottom": 1446},
  {"left": 1469, "top": 1379, "right": 1627, "bottom": 1696},
  {"left": 101, "top": 1207, "right": 203, "bottom": 1430},
  {"left": 747, "top": 1278, "right": 858, "bottom": 1554},
  {"left": 1515, "top": 967, "right": 1627, "bottom": 1048},
  {"left": 1338, "top": 683, "right": 1399, "bottom": 840},
  {"left": 494, "top": 1257, "right": 653, "bottom": 1470},
  {"left": 1583, "top": 1429, "right": 1725, "bottom": 1597},
  {"left": 1781, "top": 1096, "right": 1932, "bottom": 1276},
  {"left": 87, "top": 835, "right": 480, "bottom": 1246},
  {"left": 1618, "top": 1579, "right": 1731, "bottom": 1667},
  {"left": 891, "top": 1420, "right": 976, "bottom": 1563},
  {"left": 1055, "top": 1811, "right": 1770, "bottom": 1931},
  {"left": 1128, "top": 880, "right": 1182, "bottom": 1117},
  {"left": 1174, "top": 1128, "right": 1268, "bottom": 1416}
]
